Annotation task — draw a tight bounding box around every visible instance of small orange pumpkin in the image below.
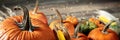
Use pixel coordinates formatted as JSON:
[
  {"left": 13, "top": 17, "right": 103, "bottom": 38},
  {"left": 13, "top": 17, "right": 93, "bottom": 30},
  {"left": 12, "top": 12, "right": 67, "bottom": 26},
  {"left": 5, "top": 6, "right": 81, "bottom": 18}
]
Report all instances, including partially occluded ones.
[
  {"left": 50, "top": 20, "right": 75, "bottom": 35},
  {"left": 64, "top": 16, "right": 78, "bottom": 26},
  {"left": 0, "top": 6, "right": 56, "bottom": 40},
  {"left": 88, "top": 21, "right": 119, "bottom": 40},
  {"left": 49, "top": 9, "right": 75, "bottom": 36}
]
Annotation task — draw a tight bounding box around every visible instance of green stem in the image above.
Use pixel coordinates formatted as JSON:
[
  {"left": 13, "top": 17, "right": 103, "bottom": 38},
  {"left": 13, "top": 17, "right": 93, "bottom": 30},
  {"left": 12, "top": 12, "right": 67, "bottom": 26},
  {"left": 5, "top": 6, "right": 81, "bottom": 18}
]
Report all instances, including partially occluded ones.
[
  {"left": 22, "top": 6, "right": 33, "bottom": 31},
  {"left": 14, "top": 5, "right": 35, "bottom": 32},
  {"left": 73, "top": 22, "right": 81, "bottom": 38},
  {"left": 73, "top": 19, "right": 87, "bottom": 38},
  {"left": 102, "top": 21, "right": 114, "bottom": 34}
]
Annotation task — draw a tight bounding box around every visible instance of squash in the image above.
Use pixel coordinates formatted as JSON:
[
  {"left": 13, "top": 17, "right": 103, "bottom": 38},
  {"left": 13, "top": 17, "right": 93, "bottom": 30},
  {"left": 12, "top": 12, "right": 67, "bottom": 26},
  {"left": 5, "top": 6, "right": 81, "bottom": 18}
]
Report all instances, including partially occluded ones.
[
  {"left": 49, "top": 8, "right": 75, "bottom": 35},
  {"left": 49, "top": 9, "right": 75, "bottom": 40},
  {"left": 88, "top": 21, "right": 119, "bottom": 40},
  {"left": 53, "top": 24, "right": 70, "bottom": 40},
  {"left": 78, "top": 19, "right": 96, "bottom": 35},
  {"left": 109, "top": 22, "right": 120, "bottom": 38},
  {"left": 96, "top": 10, "right": 120, "bottom": 37},
  {"left": 0, "top": 5, "right": 56, "bottom": 40}
]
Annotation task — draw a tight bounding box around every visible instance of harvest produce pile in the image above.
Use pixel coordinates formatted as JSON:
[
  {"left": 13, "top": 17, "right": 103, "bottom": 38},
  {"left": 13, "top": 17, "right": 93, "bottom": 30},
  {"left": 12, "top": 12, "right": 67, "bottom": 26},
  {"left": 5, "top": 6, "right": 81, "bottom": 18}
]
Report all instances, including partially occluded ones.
[{"left": 0, "top": 0, "right": 120, "bottom": 40}]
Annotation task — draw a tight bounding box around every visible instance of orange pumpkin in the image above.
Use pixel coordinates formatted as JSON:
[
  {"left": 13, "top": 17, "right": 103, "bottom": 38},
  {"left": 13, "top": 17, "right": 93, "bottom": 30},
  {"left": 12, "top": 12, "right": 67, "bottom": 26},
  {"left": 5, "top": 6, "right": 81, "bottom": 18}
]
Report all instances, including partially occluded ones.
[
  {"left": 0, "top": 6, "right": 56, "bottom": 40},
  {"left": 88, "top": 21, "right": 119, "bottom": 40},
  {"left": 50, "top": 20, "right": 75, "bottom": 35},
  {"left": 89, "top": 17, "right": 104, "bottom": 28},
  {"left": 49, "top": 9, "right": 75, "bottom": 36},
  {"left": 64, "top": 16, "right": 78, "bottom": 26},
  {"left": 29, "top": 0, "right": 48, "bottom": 25}
]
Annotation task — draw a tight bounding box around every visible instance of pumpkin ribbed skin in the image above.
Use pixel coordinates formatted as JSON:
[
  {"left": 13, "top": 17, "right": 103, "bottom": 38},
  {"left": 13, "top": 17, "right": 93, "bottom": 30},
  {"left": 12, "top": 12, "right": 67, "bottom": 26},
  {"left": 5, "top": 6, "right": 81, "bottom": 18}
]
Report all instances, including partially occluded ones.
[
  {"left": 88, "top": 28, "right": 119, "bottom": 40},
  {"left": 63, "top": 22, "right": 75, "bottom": 36},
  {"left": 0, "top": 16, "right": 56, "bottom": 40}
]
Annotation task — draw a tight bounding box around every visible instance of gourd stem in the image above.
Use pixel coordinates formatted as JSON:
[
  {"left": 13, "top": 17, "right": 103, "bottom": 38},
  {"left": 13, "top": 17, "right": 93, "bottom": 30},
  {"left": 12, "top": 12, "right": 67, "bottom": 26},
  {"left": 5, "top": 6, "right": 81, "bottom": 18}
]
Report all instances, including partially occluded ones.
[
  {"left": 73, "top": 22, "right": 81, "bottom": 38},
  {"left": 102, "top": 21, "right": 114, "bottom": 34},
  {"left": 33, "top": 0, "right": 39, "bottom": 14},
  {"left": 53, "top": 9, "right": 71, "bottom": 40},
  {"left": 54, "top": 9, "right": 63, "bottom": 23}
]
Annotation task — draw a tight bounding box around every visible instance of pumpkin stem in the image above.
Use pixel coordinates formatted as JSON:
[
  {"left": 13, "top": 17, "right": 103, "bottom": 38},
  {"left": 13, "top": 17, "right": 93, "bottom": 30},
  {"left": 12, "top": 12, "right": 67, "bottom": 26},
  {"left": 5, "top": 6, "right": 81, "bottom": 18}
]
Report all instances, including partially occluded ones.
[
  {"left": 22, "top": 6, "right": 35, "bottom": 32},
  {"left": 73, "top": 22, "right": 81, "bottom": 38},
  {"left": 52, "top": 8, "right": 71, "bottom": 40},
  {"left": 102, "top": 21, "right": 114, "bottom": 34},
  {"left": 33, "top": 0, "right": 39, "bottom": 14},
  {"left": 14, "top": 5, "right": 35, "bottom": 32},
  {"left": 52, "top": 8, "right": 63, "bottom": 23}
]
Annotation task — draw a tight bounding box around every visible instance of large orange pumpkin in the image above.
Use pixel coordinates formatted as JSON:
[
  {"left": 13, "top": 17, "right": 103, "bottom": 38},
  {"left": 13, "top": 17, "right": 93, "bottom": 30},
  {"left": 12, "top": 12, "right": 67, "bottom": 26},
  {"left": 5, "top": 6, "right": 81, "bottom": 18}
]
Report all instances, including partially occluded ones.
[
  {"left": 29, "top": 0, "right": 48, "bottom": 25},
  {"left": 88, "top": 21, "right": 119, "bottom": 40},
  {"left": 0, "top": 6, "right": 56, "bottom": 40}
]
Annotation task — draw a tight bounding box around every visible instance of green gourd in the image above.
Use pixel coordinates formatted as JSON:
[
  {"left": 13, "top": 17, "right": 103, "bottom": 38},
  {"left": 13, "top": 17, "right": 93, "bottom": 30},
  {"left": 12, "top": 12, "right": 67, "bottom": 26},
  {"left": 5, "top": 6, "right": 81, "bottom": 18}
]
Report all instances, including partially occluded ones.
[{"left": 78, "top": 19, "right": 96, "bottom": 35}]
